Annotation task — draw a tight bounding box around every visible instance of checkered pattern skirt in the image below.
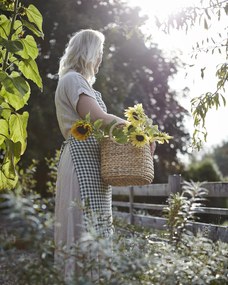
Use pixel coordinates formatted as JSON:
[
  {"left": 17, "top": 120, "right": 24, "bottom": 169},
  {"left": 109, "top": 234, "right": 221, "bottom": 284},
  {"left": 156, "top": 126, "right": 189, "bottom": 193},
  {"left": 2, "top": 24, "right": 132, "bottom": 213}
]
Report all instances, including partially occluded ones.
[{"left": 69, "top": 135, "right": 113, "bottom": 237}]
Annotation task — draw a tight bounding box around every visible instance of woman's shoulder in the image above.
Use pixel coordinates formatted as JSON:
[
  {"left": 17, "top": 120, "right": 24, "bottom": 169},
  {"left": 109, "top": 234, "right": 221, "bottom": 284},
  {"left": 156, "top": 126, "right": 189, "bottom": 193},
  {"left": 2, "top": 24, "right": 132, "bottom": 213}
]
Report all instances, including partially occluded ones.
[{"left": 60, "top": 70, "right": 90, "bottom": 84}]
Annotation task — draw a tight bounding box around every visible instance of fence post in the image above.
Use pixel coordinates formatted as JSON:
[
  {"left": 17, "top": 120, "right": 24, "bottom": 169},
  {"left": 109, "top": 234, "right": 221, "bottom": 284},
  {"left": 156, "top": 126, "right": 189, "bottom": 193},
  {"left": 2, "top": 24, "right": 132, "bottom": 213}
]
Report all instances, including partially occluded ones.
[
  {"left": 168, "top": 174, "right": 182, "bottom": 194},
  {"left": 129, "top": 186, "right": 134, "bottom": 224}
]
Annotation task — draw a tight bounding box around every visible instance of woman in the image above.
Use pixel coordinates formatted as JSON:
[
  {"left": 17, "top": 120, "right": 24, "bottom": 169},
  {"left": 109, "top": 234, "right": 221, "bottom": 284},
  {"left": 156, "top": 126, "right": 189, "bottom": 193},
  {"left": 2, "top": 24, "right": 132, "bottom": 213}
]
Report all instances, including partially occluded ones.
[{"left": 54, "top": 29, "right": 126, "bottom": 281}]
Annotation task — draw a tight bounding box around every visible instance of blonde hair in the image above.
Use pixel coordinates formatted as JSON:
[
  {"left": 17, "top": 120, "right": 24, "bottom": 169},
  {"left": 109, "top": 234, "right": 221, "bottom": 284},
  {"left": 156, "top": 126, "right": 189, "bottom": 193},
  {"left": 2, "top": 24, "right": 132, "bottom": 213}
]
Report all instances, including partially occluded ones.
[{"left": 58, "top": 29, "right": 105, "bottom": 84}]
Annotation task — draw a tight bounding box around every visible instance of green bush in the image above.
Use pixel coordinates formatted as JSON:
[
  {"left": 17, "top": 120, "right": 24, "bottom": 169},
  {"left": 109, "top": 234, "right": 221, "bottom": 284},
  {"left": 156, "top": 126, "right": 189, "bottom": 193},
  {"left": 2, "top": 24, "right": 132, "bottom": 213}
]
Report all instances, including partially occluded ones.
[
  {"left": 0, "top": 165, "right": 227, "bottom": 284},
  {"left": 183, "top": 158, "right": 222, "bottom": 182}
]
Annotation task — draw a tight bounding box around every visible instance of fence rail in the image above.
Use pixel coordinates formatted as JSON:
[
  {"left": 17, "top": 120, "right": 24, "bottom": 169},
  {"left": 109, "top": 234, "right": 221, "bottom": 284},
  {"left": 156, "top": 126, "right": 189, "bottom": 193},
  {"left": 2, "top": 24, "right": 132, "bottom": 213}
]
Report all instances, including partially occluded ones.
[{"left": 112, "top": 175, "right": 228, "bottom": 242}]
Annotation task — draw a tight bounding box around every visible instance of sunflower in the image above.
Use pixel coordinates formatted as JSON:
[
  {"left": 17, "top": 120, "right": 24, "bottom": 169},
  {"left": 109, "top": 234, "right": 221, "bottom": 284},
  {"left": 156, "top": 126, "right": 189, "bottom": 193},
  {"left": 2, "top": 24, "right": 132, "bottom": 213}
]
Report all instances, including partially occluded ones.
[
  {"left": 130, "top": 129, "right": 149, "bottom": 147},
  {"left": 70, "top": 120, "right": 93, "bottom": 140},
  {"left": 124, "top": 104, "right": 146, "bottom": 126},
  {"left": 151, "top": 132, "right": 173, "bottom": 144},
  {"left": 123, "top": 122, "right": 135, "bottom": 135}
]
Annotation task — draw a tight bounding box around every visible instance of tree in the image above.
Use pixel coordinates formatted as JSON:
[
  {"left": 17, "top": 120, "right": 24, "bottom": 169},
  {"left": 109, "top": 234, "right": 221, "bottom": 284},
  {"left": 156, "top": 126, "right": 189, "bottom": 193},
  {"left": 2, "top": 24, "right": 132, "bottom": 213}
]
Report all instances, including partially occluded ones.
[
  {"left": 0, "top": 0, "right": 43, "bottom": 190},
  {"left": 205, "top": 141, "right": 228, "bottom": 178},
  {"left": 156, "top": 0, "right": 228, "bottom": 150},
  {"left": 182, "top": 157, "right": 222, "bottom": 182},
  {"left": 210, "top": 140, "right": 228, "bottom": 177}
]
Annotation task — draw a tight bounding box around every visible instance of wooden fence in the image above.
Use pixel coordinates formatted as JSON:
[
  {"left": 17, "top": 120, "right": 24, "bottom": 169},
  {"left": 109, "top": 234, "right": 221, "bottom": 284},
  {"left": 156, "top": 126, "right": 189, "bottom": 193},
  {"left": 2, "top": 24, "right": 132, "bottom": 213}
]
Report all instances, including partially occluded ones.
[{"left": 112, "top": 175, "right": 228, "bottom": 242}]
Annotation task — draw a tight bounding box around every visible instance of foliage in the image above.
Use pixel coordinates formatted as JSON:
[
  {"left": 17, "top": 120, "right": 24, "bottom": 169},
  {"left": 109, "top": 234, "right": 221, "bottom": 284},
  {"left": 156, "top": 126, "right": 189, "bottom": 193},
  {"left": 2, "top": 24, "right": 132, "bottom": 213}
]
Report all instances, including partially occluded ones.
[
  {"left": 164, "top": 180, "right": 209, "bottom": 244},
  {"left": 0, "top": 0, "right": 43, "bottom": 190},
  {"left": 45, "top": 149, "right": 60, "bottom": 195},
  {"left": 211, "top": 140, "right": 228, "bottom": 177},
  {"left": 0, "top": 164, "right": 228, "bottom": 284},
  {"left": 156, "top": 0, "right": 228, "bottom": 150},
  {"left": 183, "top": 157, "right": 222, "bottom": 182}
]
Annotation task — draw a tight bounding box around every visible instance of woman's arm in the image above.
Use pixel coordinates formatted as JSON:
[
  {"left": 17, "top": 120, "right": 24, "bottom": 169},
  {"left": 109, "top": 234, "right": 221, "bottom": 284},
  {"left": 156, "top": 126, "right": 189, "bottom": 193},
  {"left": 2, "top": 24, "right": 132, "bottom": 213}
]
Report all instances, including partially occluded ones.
[{"left": 77, "top": 94, "right": 126, "bottom": 125}]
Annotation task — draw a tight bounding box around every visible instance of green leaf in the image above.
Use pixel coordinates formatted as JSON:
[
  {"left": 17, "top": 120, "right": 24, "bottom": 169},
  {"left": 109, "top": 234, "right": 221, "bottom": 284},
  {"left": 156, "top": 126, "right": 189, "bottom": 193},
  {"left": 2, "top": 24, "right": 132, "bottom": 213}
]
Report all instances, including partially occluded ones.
[
  {"left": 205, "top": 8, "right": 211, "bottom": 20},
  {"left": 0, "top": 118, "right": 9, "bottom": 144},
  {"left": 1, "top": 88, "right": 29, "bottom": 111},
  {"left": 25, "top": 4, "right": 43, "bottom": 33},
  {"left": 21, "top": 19, "right": 44, "bottom": 39},
  {"left": 0, "top": 140, "right": 21, "bottom": 189},
  {"left": 11, "top": 20, "right": 23, "bottom": 39},
  {"left": 220, "top": 94, "right": 226, "bottom": 106},
  {"left": 204, "top": 18, "right": 208, "bottom": 30},
  {"left": 0, "top": 70, "right": 7, "bottom": 81},
  {"left": 0, "top": 102, "right": 12, "bottom": 120},
  {"left": 200, "top": 67, "right": 206, "bottom": 79},
  {"left": 225, "top": 4, "right": 228, "bottom": 15},
  {"left": 17, "top": 35, "right": 38, "bottom": 60},
  {"left": 9, "top": 112, "right": 29, "bottom": 155},
  {"left": 0, "top": 71, "right": 30, "bottom": 110},
  {"left": 10, "top": 73, "right": 30, "bottom": 96},
  {"left": 85, "top": 112, "right": 91, "bottom": 122},
  {"left": 0, "top": 169, "right": 18, "bottom": 191},
  {"left": 17, "top": 58, "right": 42, "bottom": 89},
  {"left": 0, "top": 15, "right": 11, "bottom": 39},
  {"left": 0, "top": 36, "right": 23, "bottom": 53},
  {"left": 93, "top": 119, "right": 103, "bottom": 129},
  {"left": 0, "top": 72, "right": 16, "bottom": 94}
]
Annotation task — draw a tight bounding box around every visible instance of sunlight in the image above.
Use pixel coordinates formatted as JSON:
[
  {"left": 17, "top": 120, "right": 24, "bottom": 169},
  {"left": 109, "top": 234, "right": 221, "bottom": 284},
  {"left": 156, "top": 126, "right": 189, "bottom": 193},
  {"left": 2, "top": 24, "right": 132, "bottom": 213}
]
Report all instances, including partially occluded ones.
[
  {"left": 126, "top": 0, "right": 198, "bottom": 20},
  {"left": 126, "top": 0, "right": 228, "bottom": 149}
]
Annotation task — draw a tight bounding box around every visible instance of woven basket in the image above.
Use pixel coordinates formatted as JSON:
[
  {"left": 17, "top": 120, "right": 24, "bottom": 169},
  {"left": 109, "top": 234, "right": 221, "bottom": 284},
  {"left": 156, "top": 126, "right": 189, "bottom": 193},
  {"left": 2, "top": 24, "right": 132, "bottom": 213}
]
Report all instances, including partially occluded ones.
[{"left": 100, "top": 124, "right": 154, "bottom": 186}]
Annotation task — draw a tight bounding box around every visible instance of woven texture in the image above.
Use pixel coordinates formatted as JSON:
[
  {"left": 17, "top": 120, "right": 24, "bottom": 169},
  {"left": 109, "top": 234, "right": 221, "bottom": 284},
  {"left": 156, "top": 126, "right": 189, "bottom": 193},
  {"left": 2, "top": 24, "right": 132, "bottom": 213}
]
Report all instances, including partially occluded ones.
[{"left": 101, "top": 138, "right": 154, "bottom": 186}]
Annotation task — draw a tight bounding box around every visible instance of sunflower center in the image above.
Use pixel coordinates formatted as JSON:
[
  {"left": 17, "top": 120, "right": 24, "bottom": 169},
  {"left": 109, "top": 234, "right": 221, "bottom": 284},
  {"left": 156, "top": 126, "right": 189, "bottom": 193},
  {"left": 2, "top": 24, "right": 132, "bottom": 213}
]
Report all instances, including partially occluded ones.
[
  {"left": 132, "top": 112, "right": 139, "bottom": 120},
  {"left": 136, "top": 135, "right": 145, "bottom": 142},
  {"left": 128, "top": 124, "right": 134, "bottom": 131},
  {"left": 77, "top": 125, "right": 89, "bottom": 135}
]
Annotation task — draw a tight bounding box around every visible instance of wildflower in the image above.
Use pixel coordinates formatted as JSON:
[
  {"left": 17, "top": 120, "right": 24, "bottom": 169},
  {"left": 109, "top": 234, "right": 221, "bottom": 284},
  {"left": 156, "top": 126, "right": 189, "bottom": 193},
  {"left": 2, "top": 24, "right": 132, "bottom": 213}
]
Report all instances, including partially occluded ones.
[
  {"left": 130, "top": 129, "right": 149, "bottom": 147},
  {"left": 70, "top": 120, "right": 92, "bottom": 140},
  {"left": 124, "top": 103, "right": 146, "bottom": 126},
  {"left": 123, "top": 122, "right": 135, "bottom": 135},
  {"left": 151, "top": 132, "right": 173, "bottom": 144}
]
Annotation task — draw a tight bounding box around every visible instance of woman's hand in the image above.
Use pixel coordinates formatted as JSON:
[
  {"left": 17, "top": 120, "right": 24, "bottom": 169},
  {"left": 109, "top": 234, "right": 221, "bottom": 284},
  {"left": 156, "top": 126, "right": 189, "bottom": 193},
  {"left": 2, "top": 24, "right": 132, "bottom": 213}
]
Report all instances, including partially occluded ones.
[{"left": 150, "top": 141, "right": 156, "bottom": 156}]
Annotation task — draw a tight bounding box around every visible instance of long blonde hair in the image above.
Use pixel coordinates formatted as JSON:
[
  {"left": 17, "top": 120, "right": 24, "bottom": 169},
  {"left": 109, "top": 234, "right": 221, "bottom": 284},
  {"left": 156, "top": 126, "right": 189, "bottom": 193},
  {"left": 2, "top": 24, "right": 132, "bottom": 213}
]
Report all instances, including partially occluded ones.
[{"left": 58, "top": 29, "right": 105, "bottom": 84}]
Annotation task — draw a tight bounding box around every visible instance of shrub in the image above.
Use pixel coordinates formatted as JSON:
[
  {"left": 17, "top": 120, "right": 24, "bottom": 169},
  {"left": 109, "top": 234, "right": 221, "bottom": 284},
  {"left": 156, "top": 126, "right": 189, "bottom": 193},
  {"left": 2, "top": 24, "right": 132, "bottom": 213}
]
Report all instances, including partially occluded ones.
[{"left": 0, "top": 169, "right": 227, "bottom": 284}]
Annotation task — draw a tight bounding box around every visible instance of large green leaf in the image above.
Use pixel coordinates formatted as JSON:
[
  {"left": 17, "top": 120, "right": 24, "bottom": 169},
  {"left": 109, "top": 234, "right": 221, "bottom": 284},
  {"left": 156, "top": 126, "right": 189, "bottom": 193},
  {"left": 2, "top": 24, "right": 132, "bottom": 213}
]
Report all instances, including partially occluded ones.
[
  {"left": 21, "top": 19, "right": 44, "bottom": 39},
  {"left": 0, "top": 36, "right": 23, "bottom": 53},
  {"left": 0, "top": 102, "right": 12, "bottom": 120},
  {"left": 1, "top": 88, "right": 29, "bottom": 111},
  {"left": 0, "top": 118, "right": 8, "bottom": 144},
  {"left": 0, "top": 72, "right": 15, "bottom": 94},
  {"left": 12, "top": 20, "right": 23, "bottom": 39},
  {"left": 25, "top": 4, "right": 43, "bottom": 33},
  {"left": 11, "top": 70, "right": 30, "bottom": 93},
  {"left": 18, "top": 57, "right": 42, "bottom": 89},
  {"left": 0, "top": 15, "right": 10, "bottom": 39},
  {"left": 0, "top": 169, "right": 18, "bottom": 190},
  {"left": 17, "top": 35, "right": 38, "bottom": 60},
  {"left": 1, "top": 71, "right": 29, "bottom": 96},
  {"left": 9, "top": 112, "right": 29, "bottom": 155},
  {"left": 0, "top": 71, "right": 30, "bottom": 110},
  {"left": 0, "top": 140, "right": 20, "bottom": 190}
]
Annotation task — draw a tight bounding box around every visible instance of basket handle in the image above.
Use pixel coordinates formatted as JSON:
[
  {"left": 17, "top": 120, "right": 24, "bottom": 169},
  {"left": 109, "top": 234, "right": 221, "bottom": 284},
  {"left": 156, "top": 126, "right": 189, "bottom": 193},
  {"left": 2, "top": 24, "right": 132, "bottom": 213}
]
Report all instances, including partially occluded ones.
[{"left": 109, "top": 122, "right": 125, "bottom": 144}]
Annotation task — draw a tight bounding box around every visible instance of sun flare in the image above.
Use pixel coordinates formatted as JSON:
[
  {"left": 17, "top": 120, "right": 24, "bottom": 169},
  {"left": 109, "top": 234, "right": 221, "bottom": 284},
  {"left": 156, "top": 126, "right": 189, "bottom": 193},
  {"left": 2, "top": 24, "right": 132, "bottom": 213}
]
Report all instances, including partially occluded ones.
[{"left": 126, "top": 0, "right": 198, "bottom": 19}]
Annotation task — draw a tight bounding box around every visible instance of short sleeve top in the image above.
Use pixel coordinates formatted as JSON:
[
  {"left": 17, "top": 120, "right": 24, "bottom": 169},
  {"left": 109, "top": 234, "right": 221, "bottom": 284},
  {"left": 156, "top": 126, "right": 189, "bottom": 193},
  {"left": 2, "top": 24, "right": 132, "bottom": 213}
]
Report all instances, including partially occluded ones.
[{"left": 55, "top": 70, "right": 96, "bottom": 139}]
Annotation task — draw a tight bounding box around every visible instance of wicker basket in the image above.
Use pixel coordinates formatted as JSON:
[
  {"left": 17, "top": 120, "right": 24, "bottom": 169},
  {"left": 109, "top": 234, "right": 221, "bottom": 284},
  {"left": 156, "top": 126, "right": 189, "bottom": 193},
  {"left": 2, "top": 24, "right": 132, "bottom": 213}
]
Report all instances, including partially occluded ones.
[{"left": 100, "top": 124, "right": 154, "bottom": 186}]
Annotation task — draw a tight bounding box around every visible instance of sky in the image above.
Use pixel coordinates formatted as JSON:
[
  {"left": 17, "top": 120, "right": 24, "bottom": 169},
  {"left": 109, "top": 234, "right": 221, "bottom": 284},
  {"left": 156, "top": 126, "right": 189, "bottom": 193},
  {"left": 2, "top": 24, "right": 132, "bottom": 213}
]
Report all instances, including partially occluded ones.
[{"left": 126, "top": 0, "right": 228, "bottom": 152}]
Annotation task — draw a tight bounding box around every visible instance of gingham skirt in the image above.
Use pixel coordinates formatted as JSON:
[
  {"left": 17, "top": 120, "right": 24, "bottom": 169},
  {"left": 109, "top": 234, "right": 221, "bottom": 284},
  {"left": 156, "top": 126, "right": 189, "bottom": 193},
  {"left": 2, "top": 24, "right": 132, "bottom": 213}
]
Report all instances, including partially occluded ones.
[{"left": 65, "top": 135, "right": 113, "bottom": 237}]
